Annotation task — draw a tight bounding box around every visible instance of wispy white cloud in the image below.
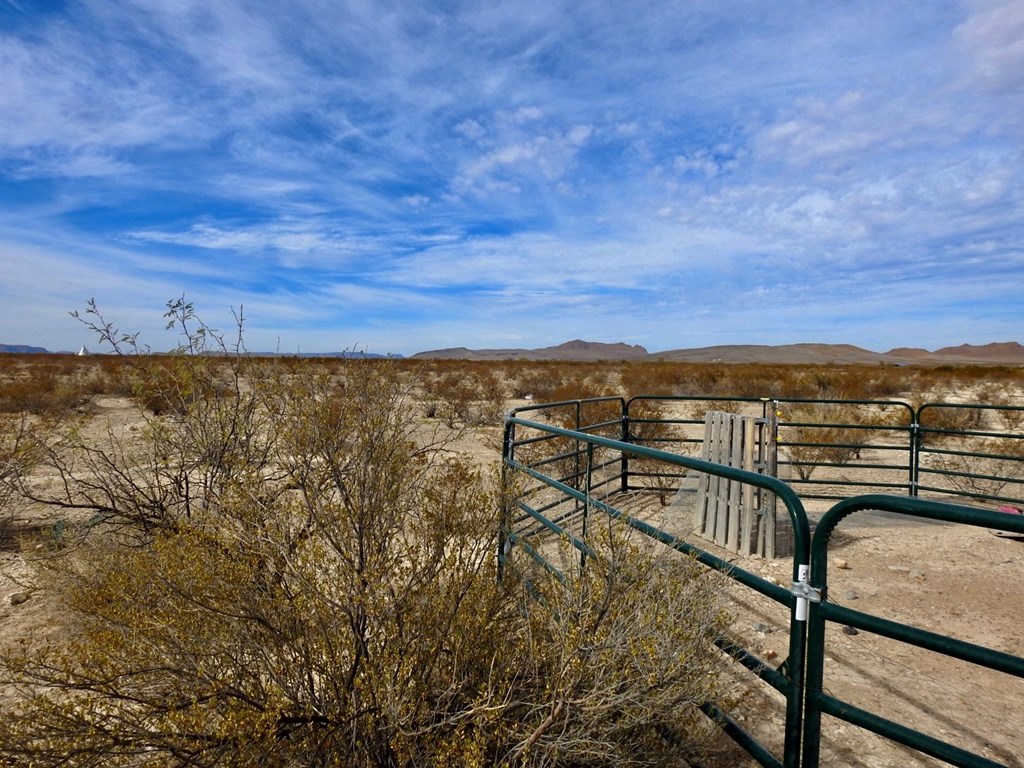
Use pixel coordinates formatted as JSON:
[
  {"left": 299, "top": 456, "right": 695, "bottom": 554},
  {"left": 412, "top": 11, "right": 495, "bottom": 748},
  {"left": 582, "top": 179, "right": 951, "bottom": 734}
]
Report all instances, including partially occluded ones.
[
  {"left": 126, "top": 221, "right": 341, "bottom": 255},
  {"left": 0, "top": 0, "right": 1021, "bottom": 354},
  {"left": 953, "top": 0, "right": 1024, "bottom": 96}
]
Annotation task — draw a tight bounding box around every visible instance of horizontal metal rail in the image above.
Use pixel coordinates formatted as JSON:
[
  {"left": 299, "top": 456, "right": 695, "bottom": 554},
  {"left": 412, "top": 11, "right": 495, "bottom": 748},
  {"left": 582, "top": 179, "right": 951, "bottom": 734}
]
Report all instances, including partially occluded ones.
[{"left": 622, "top": 395, "right": 923, "bottom": 503}]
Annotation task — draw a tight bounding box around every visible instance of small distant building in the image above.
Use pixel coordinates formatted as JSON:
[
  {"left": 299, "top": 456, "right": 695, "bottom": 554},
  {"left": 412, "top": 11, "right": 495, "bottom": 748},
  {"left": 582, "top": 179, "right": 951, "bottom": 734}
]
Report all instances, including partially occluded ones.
[{"left": 77, "top": 346, "right": 90, "bottom": 356}]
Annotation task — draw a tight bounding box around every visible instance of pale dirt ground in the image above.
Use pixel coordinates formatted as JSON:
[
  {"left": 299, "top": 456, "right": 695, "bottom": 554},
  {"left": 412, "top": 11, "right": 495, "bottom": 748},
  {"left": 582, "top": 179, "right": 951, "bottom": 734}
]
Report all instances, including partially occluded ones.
[{"left": 2, "top": 394, "right": 1023, "bottom": 767}]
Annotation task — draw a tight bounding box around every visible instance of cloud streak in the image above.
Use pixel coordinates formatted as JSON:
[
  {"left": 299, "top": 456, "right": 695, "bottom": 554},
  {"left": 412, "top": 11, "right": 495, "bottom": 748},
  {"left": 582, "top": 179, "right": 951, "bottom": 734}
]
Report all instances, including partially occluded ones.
[{"left": 0, "top": 0, "right": 1021, "bottom": 354}]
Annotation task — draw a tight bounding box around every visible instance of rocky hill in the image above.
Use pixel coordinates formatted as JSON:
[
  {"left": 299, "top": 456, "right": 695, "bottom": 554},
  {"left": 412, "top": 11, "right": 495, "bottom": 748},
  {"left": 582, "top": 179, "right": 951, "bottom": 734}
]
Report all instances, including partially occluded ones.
[
  {"left": 0, "top": 344, "right": 50, "bottom": 354},
  {"left": 412, "top": 340, "right": 649, "bottom": 361},
  {"left": 414, "top": 340, "right": 1024, "bottom": 365}
]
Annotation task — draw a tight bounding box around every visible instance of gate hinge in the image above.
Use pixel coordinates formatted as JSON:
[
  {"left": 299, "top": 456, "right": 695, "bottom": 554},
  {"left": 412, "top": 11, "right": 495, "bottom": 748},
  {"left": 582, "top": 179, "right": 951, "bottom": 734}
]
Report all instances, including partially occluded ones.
[{"left": 790, "top": 581, "right": 823, "bottom": 603}]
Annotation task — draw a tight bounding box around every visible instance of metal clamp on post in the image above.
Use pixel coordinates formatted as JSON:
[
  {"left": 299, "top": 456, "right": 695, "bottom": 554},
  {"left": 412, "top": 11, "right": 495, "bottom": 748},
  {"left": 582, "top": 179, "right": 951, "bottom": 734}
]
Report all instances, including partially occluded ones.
[
  {"left": 791, "top": 563, "right": 820, "bottom": 622},
  {"left": 789, "top": 580, "right": 823, "bottom": 604}
]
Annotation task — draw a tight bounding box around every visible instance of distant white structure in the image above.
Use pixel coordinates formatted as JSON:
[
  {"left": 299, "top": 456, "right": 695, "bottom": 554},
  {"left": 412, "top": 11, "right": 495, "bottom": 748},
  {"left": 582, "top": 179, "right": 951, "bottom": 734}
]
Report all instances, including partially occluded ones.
[{"left": 76, "top": 346, "right": 90, "bottom": 356}]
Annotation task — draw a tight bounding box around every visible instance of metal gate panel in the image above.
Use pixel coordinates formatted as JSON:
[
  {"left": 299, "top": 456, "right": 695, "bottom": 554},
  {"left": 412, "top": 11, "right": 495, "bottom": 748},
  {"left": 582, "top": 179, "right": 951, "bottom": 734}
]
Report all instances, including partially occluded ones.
[{"left": 803, "top": 495, "right": 1024, "bottom": 768}]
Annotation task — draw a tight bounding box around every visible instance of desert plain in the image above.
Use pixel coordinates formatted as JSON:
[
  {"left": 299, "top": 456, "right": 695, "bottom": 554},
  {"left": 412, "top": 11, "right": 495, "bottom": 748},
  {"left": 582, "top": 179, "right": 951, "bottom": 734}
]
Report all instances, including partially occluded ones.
[{"left": 1, "top": 349, "right": 1022, "bottom": 767}]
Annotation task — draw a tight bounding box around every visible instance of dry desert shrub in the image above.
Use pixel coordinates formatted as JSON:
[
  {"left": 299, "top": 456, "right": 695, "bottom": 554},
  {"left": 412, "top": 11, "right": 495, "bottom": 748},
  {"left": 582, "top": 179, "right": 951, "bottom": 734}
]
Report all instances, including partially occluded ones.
[
  {"left": 618, "top": 361, "right": 925, "bottom": 402},
  {"left": 0, "top": 360, "right": 81, "bottom": 415},
  {"left": 421, "top": 364, "right": 509, "bottom": 427},
  {"left": 999, "top": 406, "right": 1024, "bottom": 431},
  {"left": 620, "top": 361, "right": 686, "bottom": 397},
  {"left": 506, "top": 361, "right": 600, "bottom": 402},
  {"left": 0, "top": 354, "right": 135, "bottom": 415},
  {"left": 0, "top": 302, "right": 731, "bottom": 768},
  {"left": 917, "top": 363, "right": 1021, "bottom": 392},
  {"left": 916, "top": 402, "right": 988, "bottom": 444},
  {"left": 422, "top": 369, "right": 478, "bottom": 425},
  {"left": 0, "top": 414, "right": 36, "bottom": 545},
  {"left": 922, "top": 436, "right": 1024, "bottom": 499},
  {"left": 779, "top": 403, "right": 884, "bottom": 480},
  {"left": 626, "top": 399, "right": 687, "bottom": 504}
]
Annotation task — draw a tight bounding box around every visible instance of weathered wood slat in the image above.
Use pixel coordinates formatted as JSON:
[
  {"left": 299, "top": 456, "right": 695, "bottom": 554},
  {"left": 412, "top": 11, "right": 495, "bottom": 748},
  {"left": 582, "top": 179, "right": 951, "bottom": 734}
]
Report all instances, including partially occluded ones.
[
  {"left": 726, "top": 414, "right": 744, "bottom": 551},
  {"left": 695, "top": 410, "right": 778, "bottom": 557},
  {"left": 741, "top": 417, "right": 756, "bottom": 555}
]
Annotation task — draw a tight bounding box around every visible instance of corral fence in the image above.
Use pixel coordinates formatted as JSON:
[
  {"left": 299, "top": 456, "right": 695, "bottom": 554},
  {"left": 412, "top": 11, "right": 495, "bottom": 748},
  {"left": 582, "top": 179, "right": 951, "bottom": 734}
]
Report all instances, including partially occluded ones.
[
  {"left": 510, "top": 395, "right": 1024, "bottom": 513},
  {"left": 500, "top": 395, "right": 1024, "bottom": 768}
]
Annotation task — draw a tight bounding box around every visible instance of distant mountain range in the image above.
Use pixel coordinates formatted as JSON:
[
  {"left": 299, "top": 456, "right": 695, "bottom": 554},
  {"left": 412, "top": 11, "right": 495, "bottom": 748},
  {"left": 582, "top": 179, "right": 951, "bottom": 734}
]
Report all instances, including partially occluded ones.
[
  {"left": 0, "top": 344, "right": 50, "bottom": 354},
  {"left": 412, "top": 340, "right": 650, "bottom": 361},
  {"left": 5, "top": 340, "right": 1024, "bottom": 365},
  {"left": 412, "top": 339, "right": 1024, "bottom": 365}
]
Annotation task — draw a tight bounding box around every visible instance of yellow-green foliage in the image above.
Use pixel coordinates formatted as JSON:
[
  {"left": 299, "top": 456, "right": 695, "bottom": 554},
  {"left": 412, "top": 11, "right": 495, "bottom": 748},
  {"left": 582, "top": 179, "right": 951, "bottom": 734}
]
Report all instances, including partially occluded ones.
[{"left": 0, "top": 305, "right": 729, "bottom": 767}]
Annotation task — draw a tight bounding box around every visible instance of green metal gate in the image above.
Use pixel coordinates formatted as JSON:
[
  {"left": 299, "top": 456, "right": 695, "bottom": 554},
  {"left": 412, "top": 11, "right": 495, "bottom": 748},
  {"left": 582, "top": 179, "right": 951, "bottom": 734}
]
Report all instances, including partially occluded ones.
[
  {"left": 803, "top": 495, "right": 1024, "bottom": 768},
  {"left": 502, "top": 405, "right": 1024, "bottom": 767}
]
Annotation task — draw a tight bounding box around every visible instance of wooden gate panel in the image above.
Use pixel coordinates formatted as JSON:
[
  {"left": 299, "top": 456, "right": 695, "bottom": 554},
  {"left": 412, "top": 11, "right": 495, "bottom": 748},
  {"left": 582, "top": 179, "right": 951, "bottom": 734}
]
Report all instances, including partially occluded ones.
[{"left": 694, "top": 410, "right": 782, "bottom": 557}]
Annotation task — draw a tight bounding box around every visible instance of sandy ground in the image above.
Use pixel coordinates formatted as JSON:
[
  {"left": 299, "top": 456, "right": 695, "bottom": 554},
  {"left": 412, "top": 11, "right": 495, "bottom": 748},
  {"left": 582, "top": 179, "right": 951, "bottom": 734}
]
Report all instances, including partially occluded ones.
[{"left": 2, "top": 395, "right": 1023, "bottom": 767}]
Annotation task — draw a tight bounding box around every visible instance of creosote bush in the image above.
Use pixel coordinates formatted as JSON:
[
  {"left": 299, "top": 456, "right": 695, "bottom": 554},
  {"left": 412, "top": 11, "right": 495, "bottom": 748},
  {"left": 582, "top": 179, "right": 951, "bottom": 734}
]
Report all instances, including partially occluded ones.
[
  {"left": 0, "top": 354, "right": 132, "bottom": 415},
  {"left": 0, "top": 414, "right": 35, "bottom": 545},
  {"left": 417, "top": 362, "right": 509, "bottom": 427},
  {"left": 626, "top": 399, "right": 687, "bottom": 504},
  {"left": 0, "top": 302, "right": 729, "bottom": 767},
  {"left": 780, "top": 403, "right": 883, "bottom": 480},
  {"left": 924, "top": 436, "right": 1024, "bottom": 498}
]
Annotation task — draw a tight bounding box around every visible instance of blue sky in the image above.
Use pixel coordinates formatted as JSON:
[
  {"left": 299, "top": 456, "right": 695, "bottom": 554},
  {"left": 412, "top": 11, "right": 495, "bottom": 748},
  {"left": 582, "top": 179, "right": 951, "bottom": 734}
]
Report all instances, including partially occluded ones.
[{"left": 1, "top": 0, "right": 1022, "bottom": 355}]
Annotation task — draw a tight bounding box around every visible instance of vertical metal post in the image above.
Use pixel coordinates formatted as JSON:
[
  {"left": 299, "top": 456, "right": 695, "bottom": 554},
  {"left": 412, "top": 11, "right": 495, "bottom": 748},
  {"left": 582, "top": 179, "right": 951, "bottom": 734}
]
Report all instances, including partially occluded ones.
[
  {"left": 498, "top": 419, "right": 515, "bottom": 582},
  {"left": 754, "top": 400, "right": 780, "bottom": 558},
  {"left": 774, "top": 483, "right": 812, "bottom": 768},
  {"left": 909, "top": 405, "right": 921, "bottom": 498},
  {"left": 580, "top": 442, "right": 594, "bottom": 574},
  {"left": 620, "top": 399, "right": 630, "bottom": 494},
  {"left": 803, "top": 561, "right": 827, "bottom": 767}
]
